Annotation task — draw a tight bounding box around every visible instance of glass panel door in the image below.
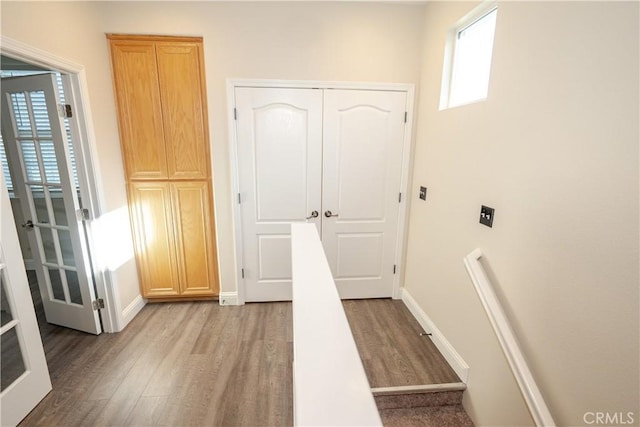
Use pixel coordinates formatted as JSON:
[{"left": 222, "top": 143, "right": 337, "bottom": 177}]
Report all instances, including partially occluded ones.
[
  {"left": 0, "top": 173, "right": 51, "bottom": 426},
  {"left": 0, "top": 73, "right": 100, "bottom": 334}
]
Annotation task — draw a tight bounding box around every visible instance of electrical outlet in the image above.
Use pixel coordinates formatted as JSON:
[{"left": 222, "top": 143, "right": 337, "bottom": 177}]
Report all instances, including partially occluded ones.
[
  {"left": 480, "top": 205, "right": 494, "bottom": 227},
  {"left": 419, "top": 186, "right": 427, "bottom": 200}
]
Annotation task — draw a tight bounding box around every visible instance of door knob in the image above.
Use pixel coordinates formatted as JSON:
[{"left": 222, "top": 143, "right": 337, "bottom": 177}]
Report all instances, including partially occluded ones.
[
  {"left": 21, "top": 220, "right": 34, "bottom": 229},
  {"left": 324, "top": 210, "right": 339, "bottom": 218},
  {"left": 306, "top": 210, "right": 319, "bottom": 219}
]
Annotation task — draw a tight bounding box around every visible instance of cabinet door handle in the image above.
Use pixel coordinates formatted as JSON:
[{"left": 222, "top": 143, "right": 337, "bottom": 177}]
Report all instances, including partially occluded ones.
[
  {"left": 306, "top": 210, "right": 319, "bottom": 219},
  {"left": 324, "top": 210, "right": 339, "bottom": 218}
]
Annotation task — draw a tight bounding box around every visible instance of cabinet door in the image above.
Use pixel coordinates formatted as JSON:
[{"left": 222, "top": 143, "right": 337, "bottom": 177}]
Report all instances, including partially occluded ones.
[
  {"left": 156, "top": 42, "right": 210, "bottom": 179},
  {"left": 109, "top": 40, "right": 168, "bottom": 179},
  {"left": 129, "top": 182, "right": 180, "bottom": 297},
  {"left": 170, "top": 181, "right": 219, "bottom": 296}
]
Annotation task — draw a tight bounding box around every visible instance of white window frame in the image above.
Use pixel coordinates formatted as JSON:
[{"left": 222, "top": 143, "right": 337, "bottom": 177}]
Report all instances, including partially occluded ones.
[{"left": 440, "top": 2, "right": 498, "bottom": 110}]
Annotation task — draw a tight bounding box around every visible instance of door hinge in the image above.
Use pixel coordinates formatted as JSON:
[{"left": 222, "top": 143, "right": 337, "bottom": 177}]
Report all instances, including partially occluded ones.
[
  {"left": 92, "top": 298, "right": 105, "bottom": 310},
  {"left": 393, "top": 264, "right": 397, "bottom": 274},
  {"left": 59, "top": 103, "right": 72, "bottom": 118},
  {"left": 77, "top": 208, "right": 90, "bottom": 221},
  {"left": 404, "top": 111, "right": 407, "bottom": 123},
  {"left": 241, "top": 268, "right": 245, "bottom": 279},
  {"left": 398, "top": 192, "right": 402, "bottom": 203},
  {"left": 237, "top": 193, "right": 241, "bottom": 204},
  {"left": 234, "top": 108, "right": 237, "bottom": 120}
]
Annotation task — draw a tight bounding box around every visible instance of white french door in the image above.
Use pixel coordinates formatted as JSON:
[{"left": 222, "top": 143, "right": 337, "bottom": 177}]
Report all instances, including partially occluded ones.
[
  {"left": 0, "top": 74, "right": 101, "bottom": 334},
  {"left": 0, "top": 173, "right": 52, "bottom": 426},
  {"left": 235, "top": 86, "right": 407, "bottom": 302}
]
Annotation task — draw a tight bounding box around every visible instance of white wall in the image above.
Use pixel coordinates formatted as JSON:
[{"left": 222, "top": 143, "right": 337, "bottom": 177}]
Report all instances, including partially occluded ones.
[
  {"left": 1, "top": 2, "right": 425, "bottom": 315},
  {"left": 405, "top": 1, "right": 639, "bottom": 426}
]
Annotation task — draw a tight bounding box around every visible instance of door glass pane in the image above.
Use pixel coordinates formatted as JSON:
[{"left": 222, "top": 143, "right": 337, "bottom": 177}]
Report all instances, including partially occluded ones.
[
  {"left": 52, "top": 196, "right": 68, "bottom": 226},
  {"left": 57, "top": 229, "right": 75, "bottom": 267},
  {"left": 66, "top": 270, "right": 82, "bottom": 305},
  {"left": 39, "top": 227, "right": 58, "bottom": 264},
  {"left": 10, "top": 92, "right": 33, "bottom": 138},
  {"left": 0, "top": 269, "right": 13, "bottom": 327},
  {"left": 39, "top": 140, "right": 60, "bottom": 184},
  {"left": 47, "top": 267, "right": 65, "bottom": 302},
  {"left": 0, "top": 137, "right": 14, "bottom": 196},
  {"left": 20, "top": 140, "right": 41, "bottom": 182},
  {"left": 30, "top": 185, "right": 50, "bottom": 224},
  {"left": 1, "top": 327, "right": 27, "bottom": 391},
  {"left": 29, "top": 90, "right": 52, "bottom": 138}
]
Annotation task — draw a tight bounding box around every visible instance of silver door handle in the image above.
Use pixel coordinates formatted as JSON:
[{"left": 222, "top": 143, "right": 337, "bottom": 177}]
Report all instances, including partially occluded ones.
[
  {"left": 324, "top": 210, "right": 339, "bottom": 218},
  {"left": 21, "top": 220, "right": 34, "bottom": 229},
  {"left": 306, "top": 210, "right": 319, "bottom": 219}
]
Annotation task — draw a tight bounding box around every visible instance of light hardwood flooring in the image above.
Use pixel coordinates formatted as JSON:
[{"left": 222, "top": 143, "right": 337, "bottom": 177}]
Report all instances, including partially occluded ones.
[{"left": 20, "top": 293, "right": 457, "bottom": 426}]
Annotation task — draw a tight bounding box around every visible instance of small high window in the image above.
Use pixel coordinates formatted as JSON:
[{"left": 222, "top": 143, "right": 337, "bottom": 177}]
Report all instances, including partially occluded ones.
[{"left": 440, "top": 4, "right": 498, "bottom": 109}]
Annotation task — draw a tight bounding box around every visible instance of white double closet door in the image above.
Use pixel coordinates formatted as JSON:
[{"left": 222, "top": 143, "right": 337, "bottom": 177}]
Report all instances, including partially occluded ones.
[{"left": 235, "top": 87, "right": 407, "bottom": 302}]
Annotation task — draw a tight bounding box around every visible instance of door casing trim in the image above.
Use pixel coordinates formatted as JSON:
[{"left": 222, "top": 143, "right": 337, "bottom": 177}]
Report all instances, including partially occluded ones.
[
  {"left": 1, "top": 36, "right": 122, "bottom": 332},
  {"left": 226, "top": 79, "right": 416, "bottom": 305}
]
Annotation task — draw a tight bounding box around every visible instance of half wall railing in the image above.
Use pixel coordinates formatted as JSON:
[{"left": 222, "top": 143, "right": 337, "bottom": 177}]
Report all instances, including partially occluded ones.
[
  {"left": 291, "top": 223, "right": 382, "bottom": 426},
  {"left": 464, "top": 248, "right": 556, "bottom": 427}
]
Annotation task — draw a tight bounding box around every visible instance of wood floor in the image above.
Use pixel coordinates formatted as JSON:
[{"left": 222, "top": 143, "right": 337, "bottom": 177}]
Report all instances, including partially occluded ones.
[
  {"left": 20, "top": 294, "right": 458, "bottom": 426},
  {"left": 21, "top": 301, "right": 293, "bottom": 426},
  {"left": 343, "top": 299, "right": 459, "bottom": 387}
]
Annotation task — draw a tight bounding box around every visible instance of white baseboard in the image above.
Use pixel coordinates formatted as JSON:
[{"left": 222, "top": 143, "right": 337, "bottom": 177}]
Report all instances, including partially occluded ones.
[
  {"left": 120, "top": 295, "right": 145, "bottom": 329},
  {"left": 219, "top": 292, "right": 241, "bottom": 306},
  {"left": 400, "top": 288, "right": 469, "bottom": 383}
]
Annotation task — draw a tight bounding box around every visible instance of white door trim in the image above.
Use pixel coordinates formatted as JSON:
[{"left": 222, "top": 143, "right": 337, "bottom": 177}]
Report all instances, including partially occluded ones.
[
  {"left": 227, "top": 79, "right": 415, "bottom": 304},
  {"left": 1, "top": 36, "right": 122, "bottom": 332}
]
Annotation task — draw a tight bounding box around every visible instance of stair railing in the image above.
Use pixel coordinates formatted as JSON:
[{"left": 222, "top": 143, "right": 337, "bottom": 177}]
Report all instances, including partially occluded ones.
[
  {"left": 464, "top": 248, "right": 556, "bottom": 427},
  {"left": 291, "top": 223, "right": 382, "bottom": 426}
]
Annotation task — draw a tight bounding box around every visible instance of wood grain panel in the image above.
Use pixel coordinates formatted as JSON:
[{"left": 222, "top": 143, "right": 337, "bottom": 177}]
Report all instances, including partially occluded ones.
[
  {"left": 108, "top": 39, "right": 168, "bottom": 180},
  {"left": 128, "top": 182, "right": 180, "bottom": 297},
  {"left": 109, "top": 35, "right": 220, "bottom": 299},
  {"left": 170, "top": 181, "right": 219, "bottom": 296},
  {"left": 156, "top": 42, "right": 210, "bottom": 179}
]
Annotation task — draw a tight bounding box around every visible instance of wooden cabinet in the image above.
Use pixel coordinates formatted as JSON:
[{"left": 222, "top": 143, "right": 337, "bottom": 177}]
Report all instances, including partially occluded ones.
[
  {"left": 156, "top": 43, "right": 210, "bottom": 180},
  {"left": 109, "top": 40, "right": 167, "bottom": 180},
  {"left": 128, "top": 182, "right": 180, "bottom": 297},
  {"left": 109, "top": 35, "right": 219, "bottom": 299}
]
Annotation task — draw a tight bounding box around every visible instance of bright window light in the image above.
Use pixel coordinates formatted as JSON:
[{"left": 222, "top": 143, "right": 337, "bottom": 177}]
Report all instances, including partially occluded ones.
[{"left": 442, "top": 6, "right": 498, "bottom": 109}]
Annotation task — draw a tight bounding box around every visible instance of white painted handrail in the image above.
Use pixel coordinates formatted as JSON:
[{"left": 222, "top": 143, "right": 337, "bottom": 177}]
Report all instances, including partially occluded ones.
[
  {"left": 291, "top": 223, "right": 382, "bottom": 427},
  {"left": 464, "top": 249, "right": 556, "bottom": 427}
]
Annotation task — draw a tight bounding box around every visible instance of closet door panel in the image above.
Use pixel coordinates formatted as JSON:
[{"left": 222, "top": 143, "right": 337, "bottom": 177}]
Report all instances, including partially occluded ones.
[
  {"left": 156, "top": 43, "right": 209, "bottom": 179},
  {"left": 170, "top": 181, "right": 218, "bottom": 296},
  {"left": 235, "top": 87, "right": 323, "bottom": 302},
  {"left": 322, "top": 90, "right": 407, "bottom": 299},
  {"left": 109, "top": 41, "right": 168, "bottom": 179},
  {"left": 129, "top": 182, "right": 180, "bottom": 296}
]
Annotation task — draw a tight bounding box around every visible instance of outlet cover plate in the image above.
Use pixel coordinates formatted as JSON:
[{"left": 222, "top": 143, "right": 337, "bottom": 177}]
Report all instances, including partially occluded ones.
[
  {"left": 480, "top": 205, "right": 494, "bottom": 227},
  {"left": 419, "top": 186, "right": 427, "bottom": 200}
]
